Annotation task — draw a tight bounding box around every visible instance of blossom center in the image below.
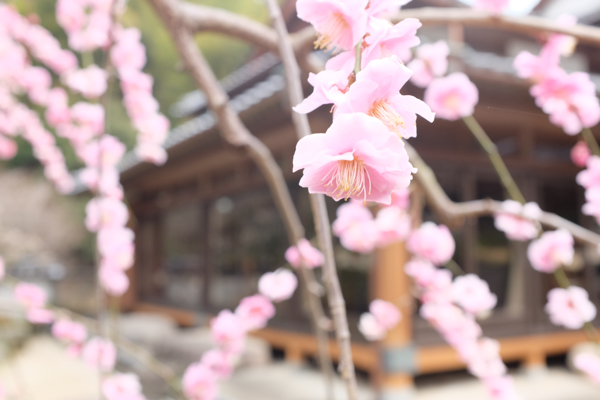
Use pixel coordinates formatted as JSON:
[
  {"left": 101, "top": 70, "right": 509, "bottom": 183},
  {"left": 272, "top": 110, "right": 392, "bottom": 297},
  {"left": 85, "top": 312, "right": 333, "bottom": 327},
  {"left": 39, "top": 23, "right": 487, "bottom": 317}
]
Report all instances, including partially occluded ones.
[
  {"left": 322, "top": 158, "right": 371, "bottom": 201},
  {"left": 443, "top": 93, "right": 460, "bottom": 111},
  {"left": 370, "top": 101, "right": 407, "bottom": 136},
  {"left": 314, "top": 13, "right": 349, "bottom": 50}
]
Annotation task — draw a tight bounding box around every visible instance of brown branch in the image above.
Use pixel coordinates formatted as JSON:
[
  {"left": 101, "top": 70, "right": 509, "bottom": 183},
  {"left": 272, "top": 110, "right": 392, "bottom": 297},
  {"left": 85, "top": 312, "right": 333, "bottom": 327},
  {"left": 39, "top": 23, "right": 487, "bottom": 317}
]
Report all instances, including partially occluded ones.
[
  {"left": 264, "top": 1, "right": 357, "bottom": 400},
  {"left": 406, "top": 143, "right": 600, "bottom": 246}
]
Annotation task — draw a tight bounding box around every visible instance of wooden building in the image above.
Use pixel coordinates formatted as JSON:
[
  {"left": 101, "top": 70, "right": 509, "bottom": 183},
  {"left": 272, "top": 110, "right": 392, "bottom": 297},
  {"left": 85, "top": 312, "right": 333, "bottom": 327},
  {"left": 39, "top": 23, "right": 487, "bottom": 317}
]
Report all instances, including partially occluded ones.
[{"left": 117, "top": 0, "right": 600, "bottom": 396}]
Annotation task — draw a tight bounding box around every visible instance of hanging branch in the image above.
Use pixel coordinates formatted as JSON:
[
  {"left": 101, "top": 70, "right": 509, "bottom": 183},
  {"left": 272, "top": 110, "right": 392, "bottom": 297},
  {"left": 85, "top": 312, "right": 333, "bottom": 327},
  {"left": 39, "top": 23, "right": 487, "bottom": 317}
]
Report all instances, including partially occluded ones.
[{"left": 264, "top": 1, "right": 358, "bottom": 399}]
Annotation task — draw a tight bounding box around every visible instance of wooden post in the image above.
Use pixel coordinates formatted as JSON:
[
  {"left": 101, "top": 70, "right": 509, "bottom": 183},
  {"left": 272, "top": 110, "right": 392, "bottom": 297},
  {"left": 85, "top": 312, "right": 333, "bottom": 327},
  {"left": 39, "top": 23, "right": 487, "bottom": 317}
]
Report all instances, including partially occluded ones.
[{"left": 371, "top": 240, "right": 415, "bottom": 400}]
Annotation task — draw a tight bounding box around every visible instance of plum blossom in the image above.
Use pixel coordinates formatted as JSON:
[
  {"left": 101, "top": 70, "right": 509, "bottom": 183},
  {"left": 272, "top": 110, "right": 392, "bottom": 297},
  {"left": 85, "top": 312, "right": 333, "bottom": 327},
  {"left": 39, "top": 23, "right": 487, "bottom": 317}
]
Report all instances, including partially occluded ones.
[
  {"left": 545, "top": 286, "right": 596, "bottom": 329},
  {"left": 362, "top": 18, "right": 421, "bottom": 65},
  {"left": 0, "top": 135, "right": 17, "bottom": 159},
  {"left": 182, "top": 363, "right": 217, "bottom": 400},
  {"left": 452, "top": 274, "right": 497, "bottom": 315},
  {"left": 332, "top": 200, "right": 379, "bottom": 253},
  {"left": 64, "top": 65, "right": 108, "bottom": 99},
  {"left": 0, "top": 256, "right": 4, "bottom": 280},
  {"left": 293, "top": 113, "right": 416, "bottom": 204},
  {"left": 85, "top": 197, "right": 129, "bottom": 232},
  {"left": 258, "top": 269, "right": 298, "bottom": 302},
  {"left": 285, "top": 239, "right": 324, "bottom": 269},
  {"left": 407, "top": 40, "right": 450, "bottom": 88},
  {"left": 358, "top": 312, "right": 387, "bottom": 341},
  {"left": 571, "top": 141, "right": 591, "bottom": 168},
  {"left": 336, "top": 57, "right": 435, "bottom": 139},
  {"left": 82, "top": 337, "right": 117, "bottom": 372},
  {"left": 102, "top": 373, "right": 146, "bottom": 400},
  {"left": 577, "top": 156, "right": 600, "bottom": 189},
  {"left": 462, "top": 338, "right": 506, "bottom": 379},
  {"left": 424, "top": 73, "right": 479, "bottom": 121},
  {"left": 296, "top": 0, "right": 369, "bottom": 51},
  {"left": 293, "top": 69, "right": 348, "bottom": 114},
  {"left": 390, "top": 187, "right": 410, "bottom": 210},
  {"left": 407, "top": 222, "right": 455, "bottom": 266},
  {"left": 527, "top": 229, "right": 574, "bottom": 273},
  {"left": 374, "top": 206, "right": 411, "bottom": 247},
  {"left": 366, "top": 0, "right": 411, "bottom": 17},
  {"left": 494, "top": 200, "right": 541, "bottom": 241},
  {"left": 404, "top": 258, "right": 437, "bottom": 287},
  {"left": 483, "top": 375, "right": 520, "bottom": 400},
  {"left": 211, "top": 310, "right": 246, "bottom": 351},
  {"left": 200, "top": 349, "right": 234, "bottom": 380},
  {"left": 235, "top": 295, "right": 276, "bottom": 331},
  {"left": 99, "top": 267, "right": 130, "bottom": 297},
  {"left": 52, "top": 319, "right": 87, "bottom": 357},
  {"left": 14, "top": 282, "right": 47, "bottom": 309},
  {"left": 574, "top": 353, "right": 600, "bottom": 385},
  {"left": 369, "top": 299, "right": 401, "bottom": 330}
]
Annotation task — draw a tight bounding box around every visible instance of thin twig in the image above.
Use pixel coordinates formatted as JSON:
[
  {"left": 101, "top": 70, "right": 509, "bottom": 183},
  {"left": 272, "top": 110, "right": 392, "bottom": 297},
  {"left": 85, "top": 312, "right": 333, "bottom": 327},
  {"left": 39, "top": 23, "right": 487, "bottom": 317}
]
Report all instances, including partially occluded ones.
[{"left": 581, "top": 128, "right": 600, "bottom": 157}]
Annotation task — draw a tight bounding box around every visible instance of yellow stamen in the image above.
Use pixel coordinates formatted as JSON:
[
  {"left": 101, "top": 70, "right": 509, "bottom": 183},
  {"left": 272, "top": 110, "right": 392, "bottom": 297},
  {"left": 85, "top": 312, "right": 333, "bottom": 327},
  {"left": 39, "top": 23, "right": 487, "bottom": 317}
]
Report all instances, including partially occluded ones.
[
  {"left": 370, "top": 100, "right": 407, "bottom": 137},
  {"left": 322, "top": 158, "right": 372, "bottom": 201},
  {"left": 314, "top": 13, "right": 349, "bottom": 51}
]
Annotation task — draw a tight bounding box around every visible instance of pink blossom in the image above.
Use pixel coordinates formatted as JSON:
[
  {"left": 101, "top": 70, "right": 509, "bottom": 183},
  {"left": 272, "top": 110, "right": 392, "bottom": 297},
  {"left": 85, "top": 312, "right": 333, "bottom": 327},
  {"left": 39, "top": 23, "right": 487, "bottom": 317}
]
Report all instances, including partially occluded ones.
[
  {"left": 358, "top": 312, "right": 387, "bottom": 341},
  {"left": 293, "top": 69, "right": 348, "bottom": 114},
  {"left": 56, "top": 0, "right": 86, "bottom": 33},
  {"left": 494, "top": 200, "right": 541, "bottom": 241},
  {"left": 420, "top": 268, "right": 454, "bottom": 305},
  {"left": 123, "top": 93, "right": 159, "bottom": 120},
  {"left": 296, "top": 0, "right": 369, "bottom": 51},
  {"left": 45, "top": 88, "right": 71, "bottom": 126},
  {"left": 404, "top": 258, "right": 438, "bottom": 287},
  {"left": 135, "top": 144, "right": 167, "bottom": 166},
  {"left": 336, "top": 57, "right": 434, "bottom": 139},
  {"left": 574, "top": 353, "right": 600, "bottom": 385},
  {"left": 133, "top": 114, "right": 170, "bottom": 144},
  {"left": 71, "top": 102, "right": 105, "bottom": 137},
  {"left": 366, "top": 0, "right": 411, "bottom": 17},
  {"left": 85, "top": 197, "right": 129, "bottom": 232},
  {"left": 182, "top": 362, "right": 217, "bottom": 400},
  {"left": 52, "top": 319, "right": 87, "bottom": 345},
  {"left": 14, "top": 282, "right": 47, "bottom": 309},
  {"left": 285, "top": 238, "right": 324, "bottom": 269},
  {"left": 0, "top": 135, "right": 17, "bottom": 159},
  {"left": 0, "top": 256, "right": 4, "bottom": 280},
  {"left": 545, "top": 286, "right": 596, "bottom": 329},
  {"left": 463, "top": 338, "right": 506, "bottom": 379},
  {"left": 407, "top": 41, "right": 450, "bottom": 88},
  {"left": 99, "top": 267, "right": 130, "bottom": 296},
  {"left": 424, "top": 73, "right": 479, "bottom": 121},
  {"left": 82, "top": 337, "right": 117, "bottom": 372},
  {"left": 390, "top": 187, "right": 410, "bottom": 210},
  {"left": 362, "top": 17, "right": 421, "bottom": 65},
  {"left": 235, "top": 295, "right": 275, "bottom": 331},
  {"left": 258, "top": 269, "right": 298, "bottom": 302},
  {"left": 211, "top": 310, "right": 246, "bottom": 351},
  {"left": 473, "top": 0, "right": 510, "bottom": 15},
  {"left": 200, "top": 349, "right": 234, "bottom": 380},
  {"left": 407, "top": 222, "right": 455, "bottom": 266},
  {"left": 26, "top": 308, "right": 55, "bottom": 324},
  {"left": 577, "top": 156, "right": 600, "bottom": 189},
  {"left": 98, "top": 228, "right": 135, "bottom": 265},
  {"left": 64, "top": 65, "right": 108, "bottom": 99},
  {"left": 369, "top": 299, "right": 401, "bottom": 330},
  {"left": 375, "top": 206, "right": 411, "bottom": 247},
  {"left": 102, "top": 373, "right": 146, "bottom": 400},
  {"left": 332, "top": 200, "right": 379, "bottom": 253},
  {"left": 452, "top": 274, "right": 497, "bottom": 315},
  {"left": 111, "top": 28, "right": 146, "bottom": 71},
  {"left": 527, "top": 229, "right": 574, "bottom": 273},
  {"left": 293, "top": 113, "right": 416, "bottom": 204},
  {"left": 483, "top": 375, "right": 520, "bottom": 400},
  {"left": 571, "top": 141, "right": 591, "bottom": 168}
]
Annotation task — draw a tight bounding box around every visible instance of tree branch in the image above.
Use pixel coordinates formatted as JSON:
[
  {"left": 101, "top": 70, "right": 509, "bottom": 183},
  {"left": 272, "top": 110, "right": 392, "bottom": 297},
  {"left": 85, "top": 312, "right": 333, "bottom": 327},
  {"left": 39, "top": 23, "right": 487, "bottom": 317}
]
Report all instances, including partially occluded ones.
[
  {"left": 406, "top": 143, "right": 600, "bottom": 246},
  {"left": 264, "top": 1, "right": 357, "bottom": 399}
]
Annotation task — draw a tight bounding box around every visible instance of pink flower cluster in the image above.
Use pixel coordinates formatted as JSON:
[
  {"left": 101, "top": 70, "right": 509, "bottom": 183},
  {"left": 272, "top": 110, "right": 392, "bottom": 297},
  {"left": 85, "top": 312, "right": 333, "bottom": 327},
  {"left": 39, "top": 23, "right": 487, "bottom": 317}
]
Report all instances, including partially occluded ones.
[
  {"left": 183, "top": 270, "right": 297, "bottom": 400},
  {"left": 332, "top": 193, "right": 411, "bottom": 253},
  {"left": 514, "top": 16, "right": 600, "bottom": 135},
  {"left": 52, "top": 318, "right": 88, "bottom": 357},
  {"left": 424, "top": 72, "right": 479, "bottom": 121},
  {"left": 574, "top": 352, "right": 600, "bottom": 385},
  {"left": 407, "top": 222, "right": 455, "bottom": 266},
  {"left": 494, "top": 200, "right": 541, "bottom": 241},
  {"left": 527, "top": 229, "right": 574, "bottom": 273},
  {"left": 293, "top": 1, "right": 434, "bottom": 204},
  {"left": 472, "top": 0, "right": 510, "bottom": 15},
  {"left": 285, "top": 239, "right": 324, "bottom": 269},
  {"left": 102, "top": 373, "right": 147, "bottom": 400},
  {"left": 571, "top": 141, "right": 591, "bottom": 168},
  {"left": 56, "top": 0, "right": 114, "bottom": 52},
  {"left": 14, "top": 282, "right": 54, "bottom": 324},
  {"left": 577, "top": 156, "right": 600, "bottom": 224},
  {"left": 358, "top": 299, "right": 401, "bottom": 341},
  {"left": 112, "top": 27, "right": 169, "bottom": 165},
  {"left": 407, "top": 40, "right": 449, "bottom": 88},
  {"left": 545, "top": 286, "right": 596, "bottom": 330}
]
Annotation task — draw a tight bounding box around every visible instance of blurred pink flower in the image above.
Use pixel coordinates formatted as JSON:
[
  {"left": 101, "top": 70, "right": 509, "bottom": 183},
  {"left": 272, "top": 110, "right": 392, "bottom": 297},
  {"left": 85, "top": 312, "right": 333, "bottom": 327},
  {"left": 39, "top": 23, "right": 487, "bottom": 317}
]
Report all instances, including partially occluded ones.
[
  {"left": 527, "top": 229, "right": 574, "bottom": 273},
  {"left": 26, "top": 308, "right": 55, "bottom": 324},
  {"left": 358, "top": 312, "right": 387, "bottom": 341},
  {"left": 44, "top": 88, "right": 71, "bottom": 127},
  {"left": 111, "top": 28, "right": 146, "bottom": 71},
  {"left": 211, "top": 310, "right": 246, "bottom": 351},
  {"left": 71, "top": 102, "right": 105, "bottom": 137},
  {"left": 296, "top": 0, "right": 368, "bottom": 51},
  {"left": 370, "top": 299, "right": 401, "bottom": 330},
  {"left": 463, "top": 338, "right": 506, "bottom": 379},
  {"left": 258, "top": 269, "right": 298, "bottom": 302},
  {"left": 293, "top": 113, "right": 415, "bottom": 204},
  {"left": 404, "top": 258, "right": 437, "bottom": 287},
  {"left": 572, "top": 141, "right": 591, "bottom": 168},
  {"left": 134, "top": 144, "right": 168, "bottom": 166},
  {"left": 102, "top": 373, "right": 146, "bottom": 400},
  {"left": 366, "top": 0, "right": 411, "bottom": 17},
  {"left": 99, "top": 267, "right": 130, "bottom": 296},
  {"left": 235, "top": 295, "right": 276, "bottom": 331},
  {"left": 362, "top": 17, "right": 421, "bottom": 64},
  {"left": 82, "top": 337, "right": 117, "bottom": 372},
  {"left": 0, "top": 135, "right": 17, "bottom": 160},
  {"left": 407, "top": 222, "right": 455, "bottom": 266},
  {"left": 293, "top": 69, "right": 348, "bottom": 114},
  {"left": 200, "top": 349, "right": 234, "bottom": 380},
  {"left": 85, "top": 197, "right": 129, "bottom": 232},
  {"left": 285, "top": 239, "right": 324, "bottom": 269},
  {"left": 483, "top": 375, "right": 520, "bottom": 400},
  {"left": 14, "top": 282, "right": 47, "bottom": 309},
  {"left": 407, "top": 40, "right": 450, "bottom": 88},
  {"left": 336, "top": 57, "right": 434, "bottom": 139},
  {"left": 375, "top": 206, "right": 412, "bottom": 247},
  {"left": 64, "top": 65, "right": 108, "bottom": 99},
  {"left": 574, "top": 353, "right": 600, "bottom": 385},
  {"left": 473, "top": 0, "right": 510, "bottom": 15},
  {"left": 452, "top": 274, "right": 497, "bottom": 315},
  {"left": 332, "top": 200, "right": 379, "bottom": 253},
  {"left": 577, "top": 156, "right": 600, "bottom": 189},
  {"left": 545, "top": 286, "right": 596, "bottom": 329},
  {"left": 0, "top": 256, "right": 4, "bottom": 280},
  {"left": 494, "top": 200, "right": 541, "bottom": 241},
  {"left": 182, "top": 362, "right": 217, "bottom": 400},
  {"left": 424, "top": 73, "right": 479, "bottom": 121},
  {"left": 390, "top": 187, "right": 410, "bottom": 210}
]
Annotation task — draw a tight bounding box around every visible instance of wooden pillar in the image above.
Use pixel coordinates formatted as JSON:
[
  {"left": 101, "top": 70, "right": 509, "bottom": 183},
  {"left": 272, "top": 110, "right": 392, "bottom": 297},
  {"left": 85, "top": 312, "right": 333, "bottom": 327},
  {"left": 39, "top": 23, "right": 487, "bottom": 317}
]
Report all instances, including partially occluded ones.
[{"left": 371, "top": 241, "right": 415, "bottom": 400}]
